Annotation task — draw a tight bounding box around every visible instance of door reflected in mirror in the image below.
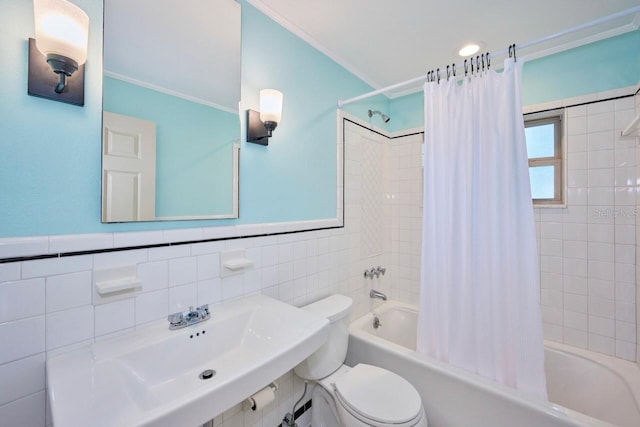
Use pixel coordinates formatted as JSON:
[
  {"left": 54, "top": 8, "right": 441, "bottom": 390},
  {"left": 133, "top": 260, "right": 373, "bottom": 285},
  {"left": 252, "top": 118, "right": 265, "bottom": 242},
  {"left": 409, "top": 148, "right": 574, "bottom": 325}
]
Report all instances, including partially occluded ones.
[{"left": 101, "top": 0, "right": 241, "bottom": 222}]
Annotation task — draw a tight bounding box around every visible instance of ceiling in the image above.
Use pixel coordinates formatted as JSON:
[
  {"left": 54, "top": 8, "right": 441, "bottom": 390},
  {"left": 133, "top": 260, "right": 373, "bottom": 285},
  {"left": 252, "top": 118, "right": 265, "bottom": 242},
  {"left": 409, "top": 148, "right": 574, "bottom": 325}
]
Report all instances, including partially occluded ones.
[{"left": 249, "top": 0, "right": 640, "bottom": 96}]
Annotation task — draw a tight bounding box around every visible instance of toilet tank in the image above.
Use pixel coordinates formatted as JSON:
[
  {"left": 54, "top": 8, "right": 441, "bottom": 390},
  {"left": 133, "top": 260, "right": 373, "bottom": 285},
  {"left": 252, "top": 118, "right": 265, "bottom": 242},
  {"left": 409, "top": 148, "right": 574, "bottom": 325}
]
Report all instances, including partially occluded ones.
[{"left": 294, "top": 294, "right": 353, "bottom": 380}]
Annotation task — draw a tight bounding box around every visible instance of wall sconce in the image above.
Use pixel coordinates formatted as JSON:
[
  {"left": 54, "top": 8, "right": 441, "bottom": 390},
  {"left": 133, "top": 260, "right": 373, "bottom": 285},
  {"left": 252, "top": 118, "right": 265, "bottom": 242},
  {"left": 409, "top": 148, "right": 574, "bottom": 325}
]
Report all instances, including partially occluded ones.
[
  {"left": 28, "top": 0, "right": 89, "bottom": 106},
  {"left": 246, "top": 89, "right": 283, "bottom": 145}
]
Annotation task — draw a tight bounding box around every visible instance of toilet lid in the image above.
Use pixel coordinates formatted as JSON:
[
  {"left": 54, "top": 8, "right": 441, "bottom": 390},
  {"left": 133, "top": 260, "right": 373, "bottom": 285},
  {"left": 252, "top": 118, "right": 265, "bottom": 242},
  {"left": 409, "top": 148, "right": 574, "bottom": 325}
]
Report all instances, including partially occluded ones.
[{"left": 333, "top": 364, "right": 423, "bottom": 424}]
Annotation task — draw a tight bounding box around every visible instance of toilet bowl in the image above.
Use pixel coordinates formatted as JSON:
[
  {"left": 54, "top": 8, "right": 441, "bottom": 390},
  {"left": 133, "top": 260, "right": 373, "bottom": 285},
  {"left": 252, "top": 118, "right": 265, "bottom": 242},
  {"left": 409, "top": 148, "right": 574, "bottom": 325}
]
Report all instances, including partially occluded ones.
[{"left": 294, "top": 295, "right": 428, "bottom": 427}]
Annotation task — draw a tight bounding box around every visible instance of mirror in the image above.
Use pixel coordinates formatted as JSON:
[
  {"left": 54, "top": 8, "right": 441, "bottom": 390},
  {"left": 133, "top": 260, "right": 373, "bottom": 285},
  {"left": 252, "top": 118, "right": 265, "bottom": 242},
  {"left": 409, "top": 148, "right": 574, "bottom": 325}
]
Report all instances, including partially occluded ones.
[{"left": 101, "top": 0, "right": 241, "bottom": 222}]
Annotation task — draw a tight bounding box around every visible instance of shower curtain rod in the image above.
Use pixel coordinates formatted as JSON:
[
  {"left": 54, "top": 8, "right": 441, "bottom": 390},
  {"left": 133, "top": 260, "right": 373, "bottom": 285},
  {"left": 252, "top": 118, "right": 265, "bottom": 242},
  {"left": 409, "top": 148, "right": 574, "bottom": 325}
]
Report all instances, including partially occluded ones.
[{"left": 337, "top": 5, "right": 640, "bottom": 108}]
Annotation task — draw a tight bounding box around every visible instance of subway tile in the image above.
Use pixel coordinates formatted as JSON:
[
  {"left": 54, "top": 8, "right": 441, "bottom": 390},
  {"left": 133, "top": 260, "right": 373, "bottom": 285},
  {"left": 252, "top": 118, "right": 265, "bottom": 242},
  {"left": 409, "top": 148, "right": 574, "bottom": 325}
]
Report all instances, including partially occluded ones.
[
  {"left": 0, "top": 390, "right": 46, "bottom": 427},
  {"left": 541, "top": 290, "right": 563, "bottom": 308},
  {"left": 221, "top": 276, "right": 243, "bottom": 302},
  {"left": 168, "top": 283, "right": 198, "bottom": 312},
  {"left": 563, "top": 223, "right": 588, "bottom": 241},
  {"left": 46, "top": 271, "right": 91, "bottom": 313},
  {"left": 564, "top": 310, "right": 587, "bottom": 330},
  {"left": 0, "top": 316, "right": 45, "bottom": 365},
  {"left": 162, "top": 228, "right": 204, "bottom": 244},
  {"left": 0, "top": 237, "right": 49, "bottom": 259},
  {"left": 541, "top": 306, "right": 563, "bottom": 325},
  {"left": 563, "top": 240, "right": 587, "bottom": 259},
  {"left": 587, "top": 188, "right": 614, "bottom": 205},
  {"left": 588, "top": 278, "right": 614, "bottom": 299},
  {"left": 615, "top": 244, "right": 635, "bottom": 264},
  {"left": 615, "top": 340, "right": 636, "bottom": 361},
  {"left": 563, "top": 258, "right": 587, "bottom": 277},
  {"left": 614, "top": 147, "right": 636, "bottom": 169},
  {"left": 587, "top": 112, "right": 614, "bottom": 133},
  {"left": 567, "top": 115, "right": 587, "bottom": 135},
  {"left": 262, "top": 265, "right": 279, "bottom": 288},
  {"left": 0, "top": 263, "right": 20, "bottom": 282},
  {"left": 93, "top": 249, "right": 147, "bottom": 270},
  {"left": 135, "top": 289, "right": 169, "bottom": 325},
  {"left": 262, "top": 245, "right": 279, "bottom": 267},
  {"left": 563, "top": 206, "right": 587, "bottom": 224},
  {"left": 196, "top": 253, "right": 220, "bottom": 281},
  {"left": 589, "top": 333, "right": 615, "bottom": 356},
  {"left": 567, "top": 187, "right": 587, "bottom": 205},
  {"left": 588, "top": 297, "right": 615, "bottom": 319},
  {"left": 587, "top": 149, "right": 614, "bottom": 170},
  {"left": 567, "top": 170, "right": 588, "bottom": 188},
  {"left": 21, "top": 255, "right": 92, "bottom": 280},
  {"left": 588, "top": 168, "right": 614, "bottom": 188},
  {"left": 245, "top": 247, "right": 263, "bottom": 269},
  {"left": 587, "top": 100, "right": 613, "bottom": 115},
  {"left": 567, "top": 134, "right": 587, "bottom": 152},
  {"left": 46, "top": 306, "right": 93, "bottom": 351},
  {"left": 615, "top": 262, "right": 635, "bottom": 284},
  {"left": 587, "top": 224, "right": 614, "bottom": 243},
  {"left": 588, "top": 206, "right": 615, "bottom": 224},
  {"left": 95, "top": 299, "right": 135, "bottom": 337},
  {"left": 0, "top": 352, "right": 45, "bottom": 406},
  {"left": 615, "top": 302, "right": 635, "bottom": 323},
  {"left": 589, "top": 315, "right": 615, "bottom": 337},
  {"left": 615, "top": 282, "right": 635, "bottom": 303},
  {"left": 614, "top": 225, "right": 635, "bottom": 245},
  {"left": 615, "top": 108, "right": 635, "bottom": 131},
  {"left": 0, "top": 278, "right": 44, "bottom": 323},
  {"left": 190, "top": 240, "right": 225, "bottom": 256},
  {"left": 615, "top": 321, "right": 636, "bottom": 343},
  {"left": 564, "top": 328, "right": 588, "bottom": 348},
  {"left": 587, "top": 261, "right": 614, "bottom": 281},
  {"left": 543, "top": 323, "right": 563, "bottom": 342},
  {"left": 564, "top": 294, "right": 588, "bottom": 315},
  {"left": 587, "top": 242, "right": 614, "bottom": 262},
  {"left": 568, "top": 152, "right": 587, "bottom": 170},
  {"left": 168, "top": 257, "right": 197, "bottom": 287},
  {"left": 587, "top": 130, "right": 615, "bottom": 154},
  {"left": 113, "top": 230, "right": 166, "bottom": 249},
  {"left": 564, "top": 275, "right": 587, "bottom": 295},
  {"left": 196, "top": 278, "right": 222, "bottom": 307},
  {"left": 137, "top": 260, "right": 168, "bottom": 293},
  {"left": 148, "top": 245, "right": 190, "bottom": 261},
  {"left": 540, "top": 222, "right": 563, "bottom": 239},
  {"left": 49, "top": 233, "right": 113, "bottom": 254}
]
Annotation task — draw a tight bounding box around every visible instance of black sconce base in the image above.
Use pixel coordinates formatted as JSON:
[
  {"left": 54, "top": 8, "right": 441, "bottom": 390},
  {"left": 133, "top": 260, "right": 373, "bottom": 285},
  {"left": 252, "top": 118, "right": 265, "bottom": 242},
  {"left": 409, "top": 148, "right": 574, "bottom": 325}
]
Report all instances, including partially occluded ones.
[
  {"left": 27, "top": 38, "right": 85, "bottom": 106},
  {"left": 246, "top": 109, "right": 270, "bottom": 145}
]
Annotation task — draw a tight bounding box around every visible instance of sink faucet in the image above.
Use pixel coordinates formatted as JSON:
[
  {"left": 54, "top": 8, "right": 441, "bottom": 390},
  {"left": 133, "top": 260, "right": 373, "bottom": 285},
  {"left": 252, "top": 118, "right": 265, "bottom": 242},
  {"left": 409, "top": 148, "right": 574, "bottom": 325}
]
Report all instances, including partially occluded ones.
[
  {"left": 168, "top": 304, "right": 210, "bottom": 330},
  {"left": 370, "top": 289, "right": 387, "bottom": 301}
]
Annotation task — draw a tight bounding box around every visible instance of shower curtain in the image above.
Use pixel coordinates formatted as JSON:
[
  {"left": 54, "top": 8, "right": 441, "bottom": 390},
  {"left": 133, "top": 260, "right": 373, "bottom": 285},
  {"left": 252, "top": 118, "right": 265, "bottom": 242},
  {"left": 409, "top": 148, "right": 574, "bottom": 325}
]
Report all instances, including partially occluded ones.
[{"left": 417, "top": 58, "right": 547, "bottom": 400}]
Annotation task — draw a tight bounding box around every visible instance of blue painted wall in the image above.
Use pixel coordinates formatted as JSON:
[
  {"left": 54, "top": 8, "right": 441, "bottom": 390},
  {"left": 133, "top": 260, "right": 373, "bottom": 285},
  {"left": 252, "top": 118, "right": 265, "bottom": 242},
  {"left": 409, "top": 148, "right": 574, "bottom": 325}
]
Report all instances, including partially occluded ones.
[
  {"left": 103, "top": 77, "right": 237, "bottom": 217},
  {"left": 0, "top": 0, "right": 376, "bottom": 237},
  {"left": 389, "top": 30, "right": 640, "bottom": 132}
]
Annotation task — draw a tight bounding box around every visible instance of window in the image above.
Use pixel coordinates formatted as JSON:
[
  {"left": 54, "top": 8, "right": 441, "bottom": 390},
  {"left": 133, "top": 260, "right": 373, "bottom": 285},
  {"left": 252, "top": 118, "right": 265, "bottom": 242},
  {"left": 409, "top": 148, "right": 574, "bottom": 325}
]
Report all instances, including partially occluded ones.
[{"left": 524, "top": 111, "right": 564, "bottom": 205}]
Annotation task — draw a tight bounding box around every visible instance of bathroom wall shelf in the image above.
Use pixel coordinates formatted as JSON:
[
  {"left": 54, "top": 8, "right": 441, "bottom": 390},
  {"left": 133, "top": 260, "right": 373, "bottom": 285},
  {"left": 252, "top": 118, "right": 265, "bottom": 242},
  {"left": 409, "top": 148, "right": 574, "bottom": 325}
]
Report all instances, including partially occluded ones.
[
  {"left": 621, "top": 113, "right": 640, "bottom": 137},
  {"left": 221, "top": 249, "right": 254, "bottom": 277},
  {"left": 93, "top": 264, "right": 141, "bottom": 304}
]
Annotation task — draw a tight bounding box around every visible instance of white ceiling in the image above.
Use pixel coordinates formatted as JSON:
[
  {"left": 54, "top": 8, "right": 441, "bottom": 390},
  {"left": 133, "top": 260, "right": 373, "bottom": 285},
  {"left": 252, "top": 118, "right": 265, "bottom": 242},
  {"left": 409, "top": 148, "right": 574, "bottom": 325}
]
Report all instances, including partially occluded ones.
[{"left": 249, "top": 0, "right": 640, "bottom": 96}]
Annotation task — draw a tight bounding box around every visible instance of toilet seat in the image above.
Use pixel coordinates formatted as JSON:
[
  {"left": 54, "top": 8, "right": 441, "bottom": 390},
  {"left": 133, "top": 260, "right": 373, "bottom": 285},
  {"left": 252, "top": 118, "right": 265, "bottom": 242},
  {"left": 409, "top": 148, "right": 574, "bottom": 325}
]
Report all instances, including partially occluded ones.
[{"left": 333, "top": 364, "right": 424, "bottom": 426}]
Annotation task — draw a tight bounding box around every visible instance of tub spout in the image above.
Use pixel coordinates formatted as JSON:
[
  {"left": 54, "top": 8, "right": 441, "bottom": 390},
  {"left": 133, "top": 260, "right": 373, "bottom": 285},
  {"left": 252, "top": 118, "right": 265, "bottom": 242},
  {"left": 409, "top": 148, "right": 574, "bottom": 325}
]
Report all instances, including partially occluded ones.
[{"left": 370, "top": 289, "right": 387, "bottom": 301}]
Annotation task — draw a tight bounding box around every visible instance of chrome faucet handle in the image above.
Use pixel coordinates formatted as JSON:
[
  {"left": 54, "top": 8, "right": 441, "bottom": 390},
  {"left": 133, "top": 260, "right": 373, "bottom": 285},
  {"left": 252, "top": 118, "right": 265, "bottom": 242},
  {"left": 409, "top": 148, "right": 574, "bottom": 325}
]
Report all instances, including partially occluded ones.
[
  {"left": 376, "top": 266, "right": 386, "bottom": 276},
  {"left": 168, "top": 312, "right": 184, "bottom": 325},
  {"left": 197, "top": 304, "right": 210, "bottom": 319}
]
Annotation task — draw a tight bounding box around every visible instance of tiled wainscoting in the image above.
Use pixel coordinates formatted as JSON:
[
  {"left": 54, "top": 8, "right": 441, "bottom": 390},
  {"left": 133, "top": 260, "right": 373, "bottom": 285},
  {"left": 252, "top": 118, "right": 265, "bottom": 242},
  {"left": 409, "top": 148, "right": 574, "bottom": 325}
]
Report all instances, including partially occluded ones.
[
  {"left": 0, "top": 114, "right": 415, "bottom": 427},
  {"left": 533, "top": 87, "right": 640, "bottom": 361}
]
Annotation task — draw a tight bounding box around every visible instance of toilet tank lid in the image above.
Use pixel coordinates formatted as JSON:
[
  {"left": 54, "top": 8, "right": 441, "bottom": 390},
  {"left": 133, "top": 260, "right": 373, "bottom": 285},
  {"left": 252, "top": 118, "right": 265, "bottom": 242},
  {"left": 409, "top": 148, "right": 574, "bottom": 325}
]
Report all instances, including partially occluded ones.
[{"left": 301, "top": 294, "right": 352, "bottom": 322}]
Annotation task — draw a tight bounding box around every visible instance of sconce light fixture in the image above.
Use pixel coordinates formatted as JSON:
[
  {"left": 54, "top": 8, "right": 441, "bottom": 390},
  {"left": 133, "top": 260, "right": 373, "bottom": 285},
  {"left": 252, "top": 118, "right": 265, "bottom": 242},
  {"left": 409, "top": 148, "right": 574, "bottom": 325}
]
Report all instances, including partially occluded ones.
[
  {"left": 28, "top": 0, "right": 89, "bottom": 106},
  {"left": 246, "top": 89, "right": 283, "bottom": 145}
]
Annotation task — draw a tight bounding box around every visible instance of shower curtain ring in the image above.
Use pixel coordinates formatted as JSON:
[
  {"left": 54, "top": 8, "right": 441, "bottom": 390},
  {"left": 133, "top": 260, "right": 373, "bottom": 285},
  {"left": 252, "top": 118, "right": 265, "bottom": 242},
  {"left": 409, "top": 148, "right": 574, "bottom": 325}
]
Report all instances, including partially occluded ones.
[
  {"left": 446, "top": 65, "right": 450, "bottom": 81},
  {"left": 452, "top": 63, "right": 456, "bottom": 77},
  {"left": 464, "top": 59, "right": 468, "bottom": 76},
  {"left": 486, "top": 52, "right": 490, "bottom": 70},
  {"left": 481, "top": 54, "right": 485, "bottom": 71},
  {"left": 437, "top": 68, "right": 441, "bottom": 84},
  {"left": 476, "top": 55, "right": 480, "bottom": 73}
]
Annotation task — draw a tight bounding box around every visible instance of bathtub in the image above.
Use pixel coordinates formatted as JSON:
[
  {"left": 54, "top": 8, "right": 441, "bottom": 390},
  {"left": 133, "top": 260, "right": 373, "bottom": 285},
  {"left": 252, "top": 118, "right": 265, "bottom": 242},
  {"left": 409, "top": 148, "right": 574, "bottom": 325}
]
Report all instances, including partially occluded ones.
[{"left": 346, "top": 301, "right": 640, "bottom": 427}]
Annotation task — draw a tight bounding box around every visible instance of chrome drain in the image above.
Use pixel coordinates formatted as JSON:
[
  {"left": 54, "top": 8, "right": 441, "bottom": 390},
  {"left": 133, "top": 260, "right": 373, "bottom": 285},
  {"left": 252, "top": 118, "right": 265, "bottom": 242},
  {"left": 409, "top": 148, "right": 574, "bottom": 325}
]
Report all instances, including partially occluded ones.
[{"left": 199, "top": 369, "right": 216, "bottom": 380}]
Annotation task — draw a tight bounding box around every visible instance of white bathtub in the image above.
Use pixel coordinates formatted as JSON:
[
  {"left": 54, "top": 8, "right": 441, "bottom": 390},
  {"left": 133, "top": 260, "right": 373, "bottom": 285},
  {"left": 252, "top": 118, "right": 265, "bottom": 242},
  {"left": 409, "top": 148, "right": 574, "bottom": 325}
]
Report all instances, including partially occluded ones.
[{"left": 346, "top": 301, "right": 640, "bottom": 427}]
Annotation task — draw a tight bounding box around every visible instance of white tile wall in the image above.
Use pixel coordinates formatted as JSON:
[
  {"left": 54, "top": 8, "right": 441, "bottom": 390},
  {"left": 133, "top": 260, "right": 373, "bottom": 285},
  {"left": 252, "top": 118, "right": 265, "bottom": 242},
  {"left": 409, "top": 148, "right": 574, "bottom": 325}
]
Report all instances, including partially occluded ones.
[{"left": 536, "top": 95, "right": 638, "bottom": 361}]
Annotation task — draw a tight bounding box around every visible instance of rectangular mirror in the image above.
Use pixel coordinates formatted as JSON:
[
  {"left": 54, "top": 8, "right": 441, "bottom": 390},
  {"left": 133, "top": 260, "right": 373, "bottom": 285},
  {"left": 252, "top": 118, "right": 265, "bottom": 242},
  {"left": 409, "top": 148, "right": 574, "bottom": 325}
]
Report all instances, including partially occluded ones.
[{"left": 101, "top": 0, "right": 241, "bottom": 222}]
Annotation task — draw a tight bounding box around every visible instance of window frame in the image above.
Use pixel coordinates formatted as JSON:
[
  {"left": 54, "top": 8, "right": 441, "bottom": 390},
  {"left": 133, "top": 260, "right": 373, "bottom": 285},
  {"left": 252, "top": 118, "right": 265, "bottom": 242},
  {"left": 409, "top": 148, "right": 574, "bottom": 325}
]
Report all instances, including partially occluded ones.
[{"left": 524, "top": 109, "right": 566, "bottom": 207}]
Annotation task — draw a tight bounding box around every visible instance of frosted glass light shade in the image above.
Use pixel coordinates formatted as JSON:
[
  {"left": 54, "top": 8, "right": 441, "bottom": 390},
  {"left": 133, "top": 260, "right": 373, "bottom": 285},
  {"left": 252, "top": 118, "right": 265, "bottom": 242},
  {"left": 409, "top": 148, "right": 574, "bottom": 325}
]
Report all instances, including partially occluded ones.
[
  {"left": 259, "top": 89, "right": 283, "bottom": 124},
  {"left": 33, "top": 0, "right": 89, "bottom": 65}
]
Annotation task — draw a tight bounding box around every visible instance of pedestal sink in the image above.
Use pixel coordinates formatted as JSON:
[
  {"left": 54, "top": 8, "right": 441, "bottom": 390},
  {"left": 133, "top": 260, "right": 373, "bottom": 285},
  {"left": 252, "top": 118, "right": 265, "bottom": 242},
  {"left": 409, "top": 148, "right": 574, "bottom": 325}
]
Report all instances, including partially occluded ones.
[{"left": 47, "top": 295, "right": 329, "bottom": 427}]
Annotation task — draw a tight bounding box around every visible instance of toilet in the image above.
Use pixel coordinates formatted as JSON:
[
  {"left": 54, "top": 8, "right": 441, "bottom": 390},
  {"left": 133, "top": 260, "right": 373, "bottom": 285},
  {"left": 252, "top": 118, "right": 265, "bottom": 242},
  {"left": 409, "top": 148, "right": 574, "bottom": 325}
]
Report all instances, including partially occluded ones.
[{"left": 294, "top": 294, "right": 428, "bottom": 427}]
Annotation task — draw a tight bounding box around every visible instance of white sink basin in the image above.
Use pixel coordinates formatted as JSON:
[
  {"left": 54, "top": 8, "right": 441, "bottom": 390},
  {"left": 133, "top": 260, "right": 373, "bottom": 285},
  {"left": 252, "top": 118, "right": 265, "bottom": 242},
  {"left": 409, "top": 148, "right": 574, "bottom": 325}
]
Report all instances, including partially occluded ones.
[{"left": 47, "top": 295, "right": 329, "bottom": 427}]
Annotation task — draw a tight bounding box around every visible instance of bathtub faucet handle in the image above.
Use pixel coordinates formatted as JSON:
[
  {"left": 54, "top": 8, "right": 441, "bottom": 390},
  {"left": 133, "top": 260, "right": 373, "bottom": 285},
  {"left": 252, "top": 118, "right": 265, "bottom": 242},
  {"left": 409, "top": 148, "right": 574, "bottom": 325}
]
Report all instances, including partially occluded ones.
[
  {"left": 364, "top": 268, "right": 377, "bottom": 279},
  {"left": 376, "top": 266, "right": 386, "bottom": 276}
]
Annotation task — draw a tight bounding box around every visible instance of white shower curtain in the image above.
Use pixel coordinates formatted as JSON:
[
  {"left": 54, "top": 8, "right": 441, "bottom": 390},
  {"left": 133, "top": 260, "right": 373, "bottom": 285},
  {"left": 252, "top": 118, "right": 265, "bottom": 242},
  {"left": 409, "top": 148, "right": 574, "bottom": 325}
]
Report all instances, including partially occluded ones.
[{"left": 417, "top": 58, "right": 548, "bottom": 400}]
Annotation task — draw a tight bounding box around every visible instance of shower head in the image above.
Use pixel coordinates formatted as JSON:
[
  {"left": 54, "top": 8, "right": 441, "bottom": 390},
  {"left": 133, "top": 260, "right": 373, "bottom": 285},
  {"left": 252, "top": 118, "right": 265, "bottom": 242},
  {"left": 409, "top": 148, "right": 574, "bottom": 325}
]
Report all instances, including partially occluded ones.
[{"left": 368, "top": 109, "right": 390, "bottom": 123}]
